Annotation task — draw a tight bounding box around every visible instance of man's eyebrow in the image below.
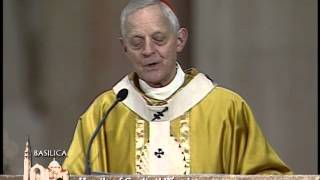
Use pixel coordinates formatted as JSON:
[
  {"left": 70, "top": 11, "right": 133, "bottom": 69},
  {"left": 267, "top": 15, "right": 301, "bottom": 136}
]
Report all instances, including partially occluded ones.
[
  {"left": 151, "top": 32, "right": 168, "bottom": 38},
  {"left": 152, "top": 31, "right": 163, "bottom": 35},
  {"left": 130, "top": 35, "right": 144, "bottom": 39}
]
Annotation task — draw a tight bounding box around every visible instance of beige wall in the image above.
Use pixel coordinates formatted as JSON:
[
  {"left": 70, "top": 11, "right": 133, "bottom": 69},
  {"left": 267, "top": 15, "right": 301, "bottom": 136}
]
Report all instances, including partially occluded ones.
[
  {"left": 192, "top": 0, "right": 317, "bottom": 174},
  {"left": 3, "top": 0, "right": 317, "bottom": 174}
]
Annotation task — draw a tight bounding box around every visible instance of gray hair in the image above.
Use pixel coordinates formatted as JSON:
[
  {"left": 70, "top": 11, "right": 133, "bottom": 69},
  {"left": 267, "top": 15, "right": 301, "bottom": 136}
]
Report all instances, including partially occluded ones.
[{"left": 120, "top": 0, "right": 180, "bottom": 38}]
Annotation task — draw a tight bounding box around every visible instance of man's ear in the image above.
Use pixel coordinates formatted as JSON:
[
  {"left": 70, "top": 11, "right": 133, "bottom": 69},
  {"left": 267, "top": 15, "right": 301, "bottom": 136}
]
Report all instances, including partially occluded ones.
[
  {"left": 119, "top": 37, "right": 128, "bottom": 52},
  {"left": 176, "top": 28, "right": 188, "bottom": 53}
]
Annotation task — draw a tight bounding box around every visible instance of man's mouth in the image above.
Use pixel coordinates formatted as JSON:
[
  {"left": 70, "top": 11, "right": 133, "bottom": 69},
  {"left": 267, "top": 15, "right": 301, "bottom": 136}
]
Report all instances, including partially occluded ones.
[
  {"left": 147, "top": 62, "right": 158, "bottom": 66},
  {"left": 144, "top": 62, "right": 161, "bottom": 70}
]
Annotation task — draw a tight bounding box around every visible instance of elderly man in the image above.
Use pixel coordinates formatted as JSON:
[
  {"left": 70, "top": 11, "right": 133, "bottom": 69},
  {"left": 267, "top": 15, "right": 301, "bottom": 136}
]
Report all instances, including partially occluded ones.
[{"left": 63, "top": 0, "right": 292, "bottom": 175}]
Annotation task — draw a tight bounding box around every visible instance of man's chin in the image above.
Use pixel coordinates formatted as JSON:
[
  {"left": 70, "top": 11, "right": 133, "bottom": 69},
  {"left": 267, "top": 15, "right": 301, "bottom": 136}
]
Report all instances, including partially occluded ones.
[
  {"left": 139, "top": 70, "right": 175, "bottom": 87},
  {"left": 140, "top": 71, "right": 161, "bottom": 81}
]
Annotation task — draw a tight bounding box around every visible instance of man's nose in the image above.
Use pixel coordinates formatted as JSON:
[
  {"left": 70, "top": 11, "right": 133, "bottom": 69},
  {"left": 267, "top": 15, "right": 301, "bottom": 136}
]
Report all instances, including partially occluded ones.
[{"left": 142, "top": 38, "right": 156, "bottom": 56}]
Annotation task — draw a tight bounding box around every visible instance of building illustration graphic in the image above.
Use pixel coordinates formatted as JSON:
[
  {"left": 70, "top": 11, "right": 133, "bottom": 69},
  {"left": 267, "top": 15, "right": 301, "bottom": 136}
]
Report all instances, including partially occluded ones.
[{"left": 23, "top": 139, "right": 69, "bottom": 180}]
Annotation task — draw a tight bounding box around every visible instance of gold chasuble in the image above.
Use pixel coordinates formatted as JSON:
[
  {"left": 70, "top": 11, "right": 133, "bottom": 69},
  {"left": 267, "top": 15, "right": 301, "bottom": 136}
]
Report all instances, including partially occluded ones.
[{"left": 63, "top": 68, "right": 292, "bottom": 175}]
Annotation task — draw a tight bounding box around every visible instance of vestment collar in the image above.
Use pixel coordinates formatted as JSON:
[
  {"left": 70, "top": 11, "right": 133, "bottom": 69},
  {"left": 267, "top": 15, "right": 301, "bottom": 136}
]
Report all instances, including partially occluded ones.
[{"left": 113, "top": 68, "right": 217, "bottom": 122}]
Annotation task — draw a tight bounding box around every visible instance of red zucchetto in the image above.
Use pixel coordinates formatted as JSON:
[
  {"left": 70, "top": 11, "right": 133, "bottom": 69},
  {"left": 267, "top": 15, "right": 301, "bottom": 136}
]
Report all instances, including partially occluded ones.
[{"left": 160, "top": 0, "right": 176, "bottom": 14}]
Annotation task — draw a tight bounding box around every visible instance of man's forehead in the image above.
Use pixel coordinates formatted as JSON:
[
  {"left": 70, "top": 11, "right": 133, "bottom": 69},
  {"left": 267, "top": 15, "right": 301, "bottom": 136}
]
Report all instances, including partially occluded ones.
[
  {"left": 126, "top": 22, "right": 171, "bottom": 38},
  {"left": 126, "top": 5, "right": 171, "bottom": 31}
]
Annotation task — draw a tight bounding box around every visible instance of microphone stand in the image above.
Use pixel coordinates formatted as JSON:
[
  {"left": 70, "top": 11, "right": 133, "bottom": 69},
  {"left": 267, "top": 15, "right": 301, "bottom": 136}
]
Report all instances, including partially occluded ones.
[{"left": 84, "top": 89, "right": 128, "bottom": 175}]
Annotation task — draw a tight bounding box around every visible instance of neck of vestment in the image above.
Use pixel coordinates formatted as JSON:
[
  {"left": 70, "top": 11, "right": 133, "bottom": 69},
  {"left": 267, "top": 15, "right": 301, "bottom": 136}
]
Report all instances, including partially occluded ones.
[{"left": 113, "top": 68, "right": 215, "bottom": 122}]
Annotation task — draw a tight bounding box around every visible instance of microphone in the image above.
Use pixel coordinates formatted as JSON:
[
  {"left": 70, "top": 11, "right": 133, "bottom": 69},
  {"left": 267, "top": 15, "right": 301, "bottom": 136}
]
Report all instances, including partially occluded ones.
[
  {"left": 116, "top": 88, "right": 128, "bottom": 101},
  {"left": 84, "top": 88, "right": 128, "bottom": 175}
]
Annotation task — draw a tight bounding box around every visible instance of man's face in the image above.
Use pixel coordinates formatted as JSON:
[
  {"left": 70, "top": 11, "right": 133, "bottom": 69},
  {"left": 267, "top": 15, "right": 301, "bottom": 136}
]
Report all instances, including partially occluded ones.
[{"left": 121, "top": 4, "right": 188, "bottom": 88}]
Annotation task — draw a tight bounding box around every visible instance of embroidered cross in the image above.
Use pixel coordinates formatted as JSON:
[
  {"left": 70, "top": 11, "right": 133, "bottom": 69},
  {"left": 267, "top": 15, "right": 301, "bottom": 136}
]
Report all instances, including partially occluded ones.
[
  {"left": 154, "top": 148, "right": 165, "bottom": 158},
  {"left": 151, "top": 107, "right": 169, "bottom": 121}
]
